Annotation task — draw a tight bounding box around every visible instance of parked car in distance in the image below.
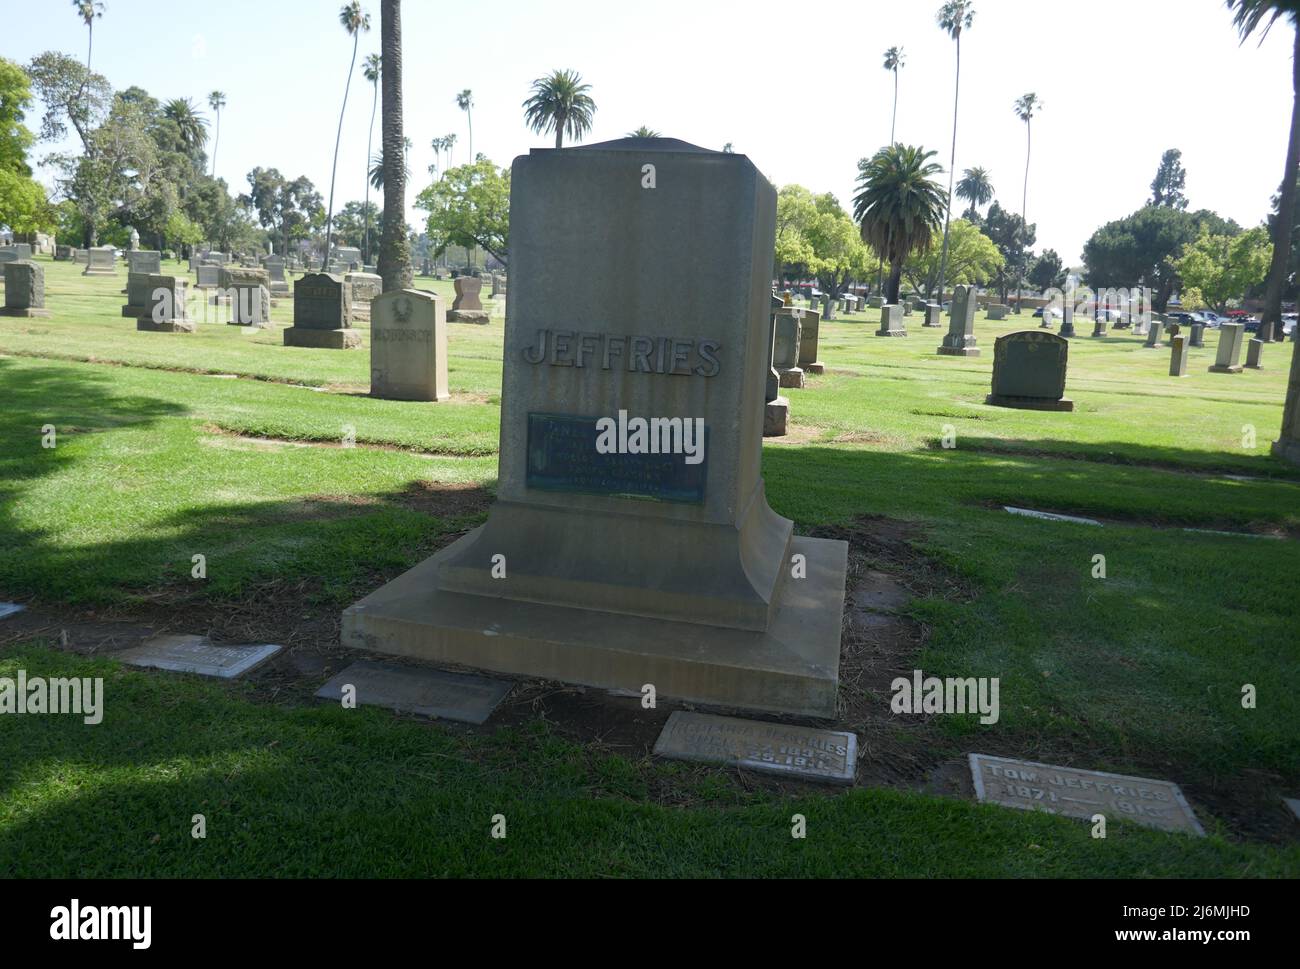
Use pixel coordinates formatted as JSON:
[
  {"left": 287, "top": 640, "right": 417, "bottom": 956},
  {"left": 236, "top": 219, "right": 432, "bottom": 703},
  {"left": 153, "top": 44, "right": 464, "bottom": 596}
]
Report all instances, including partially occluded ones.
[{"left": 1032, "top": 307, "right": 1063, "bottom": 319}]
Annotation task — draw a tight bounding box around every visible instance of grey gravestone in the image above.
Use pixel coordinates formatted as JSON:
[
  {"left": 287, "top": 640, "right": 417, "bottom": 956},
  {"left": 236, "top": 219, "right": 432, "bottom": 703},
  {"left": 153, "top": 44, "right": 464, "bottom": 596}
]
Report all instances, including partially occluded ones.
[
  {"left": 1, "top": 261, "right": 50, "bottom": 318},
  {"left": 986, "top": 330, "right": 1073, "bottom": 411},
  {"left": 137, "top": 274, "right": 196, "bottom": 332},
  {"left": 798, "top": 308, "right": 823, "bottom": 374},
  {"left": 868, "top": 296, "right": 884, "bottom": 309},
  {"left": 450, "top": 276, "right": 488, "bottom": 323},
  {"left": 1190, "top": 322, "right": 1205, "bottom": 347},
  {"left": 122, "top": 271, "right": 153, "bottom": 318},
  {"left": 285, "top": 272, "right": 360, "bottom": 348},
  {"left": 55, "top": 245, "right": 72, "bottom": 261},
  {"left": 126, "top": 250, "right": 161, "bottom": 275},
  {"left": 346, "top": 271, "right": 382, "bottom": 321},
  {"left": 119, "top": 635, "right": 281, "bottom": 678},
  {"left": 264, "top": 256, "right": 290, "bottom": 297},
  {"left": 1144, "top": 320, "right": 1164, "bottom": 348},
  {"left": 82, "top": 246, "right": 117, "bottom": 276},
  {"left": 342, "top": 137, "right": 848, "bottom": 718},
  {"left": 937, "top": 284, "right": 978, "bottom": 356},
  {"left": 773, "top": 309, "right": 804, "bottom": 389},
  {"left": 370, "top": 289, "right": 449, "bottom": 401},
  {"left": 654, "top": 711, "right": 857, "bottom": 785},
  {"left": 220, "top": 266, "right": 272, "bottom": 327},
  {"left": 1091, "top": 316, "right": 1107, "bottom": 338},
  {"left": 195, "top": 263, "right": 221, "bottom": 289},
  {"left": 315, "top": 660, "right": 511, "bottom": 724},
  {"left": 923, "top": 302, "right": 943, "bottom": 328},
  {"left": 1245, "top": 338, "right": 1264, "bottom": 370},
  {"left": 73, "top": 248, "right": 89, "bottom": 265},
  {"left": 1169, "top": 334, "right": 1189, "bottom": 377},
  {"left": 1209, "top": 323, "right": 1245, "bottom": 373},
  {"left": 877, "top": 304, "right": 906, "bottom": 337},
  {"left": 1059, "top": 301, "right": 1075, "bottom": 338},
  {"left": 765, "top": 296, "right": 788, "bottom": 438},
  {"left": 988, "top": 304, "right": 1009, "bottom": 321},
  {"left": 969, "top": 753, "right": 1204, "bottom": 836},
  {"left": 0, "top": 248, "right": 20, "bottom": 264}
]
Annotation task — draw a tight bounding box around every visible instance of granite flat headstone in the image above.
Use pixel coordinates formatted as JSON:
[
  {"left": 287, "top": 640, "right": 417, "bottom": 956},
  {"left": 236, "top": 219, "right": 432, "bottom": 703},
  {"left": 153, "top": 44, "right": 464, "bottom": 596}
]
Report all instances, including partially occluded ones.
[
  {"left": 119, "top": 635, "right": 281, "bottom": 678},
  {"left": 315, "top": 660, "right": 511, "bottom": 724},
  {"left": 654, "top": 711, "right": 857, "bottom": 785}
]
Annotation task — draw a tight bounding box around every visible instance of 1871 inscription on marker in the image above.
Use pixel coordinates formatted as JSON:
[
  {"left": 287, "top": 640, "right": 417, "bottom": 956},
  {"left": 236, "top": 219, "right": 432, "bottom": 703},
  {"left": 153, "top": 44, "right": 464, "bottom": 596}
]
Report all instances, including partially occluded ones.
[
  {"left": 969, "top": 753, "right": 1204, "bottom": 836},
  {"left": 526, "top": 413, "right": 708, "bottom": 503},
  {"left": 654, "top": 711, "right": 857, "bottom": 784}
]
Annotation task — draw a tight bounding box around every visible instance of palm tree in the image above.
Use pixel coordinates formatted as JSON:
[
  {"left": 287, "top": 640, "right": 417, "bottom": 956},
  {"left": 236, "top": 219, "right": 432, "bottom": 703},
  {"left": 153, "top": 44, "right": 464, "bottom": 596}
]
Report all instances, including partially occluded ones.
[
  {"left": 1013, "top": 93, "right": 1041, "bottom": 312},
  {"left": 207, "top": 91, "right": 226, "bottom": 178},
  {"left": 323, "top": 1, "right": 371, "bottom": 271},
  {"left": 72, "top": 1, "right": 105, "bottom": 121},
  {"left": 934, "top": 0, "right": 975, "bottom": 306},
  {"left": 363, "top": 53, "right": 381, "bottom": 264},
  {"left": 378, "top": 0, "right": 412, "bottom": 291},
  {"left": 163, "top": 97, "right": 209, "bottom": 157},
  {"left": 883, "top": 46, "right": 905, "bottom": 143},
  {"left": 369, "top": 138, "right": 410, "bottom": 190},
  {"left": 955, "top": 167, "right": 993, "bottom": 219},
  {"left": 853, "top": 144, "right": 948, "bottom": 304},
  {"left": 523, "top": 69, "right": 597, "bottom": 148},
  {"left": 1229, "top": 1, "right": 1298, "bottom": 345},
  {"left": 457, "top": 89, "right": 474, "bottom": 161},
  {"left": 444, "top": 132, "right": 457, "bottom": 168},
  {"left": 628, "top": 126, "right": 661, "bottom": 138}
]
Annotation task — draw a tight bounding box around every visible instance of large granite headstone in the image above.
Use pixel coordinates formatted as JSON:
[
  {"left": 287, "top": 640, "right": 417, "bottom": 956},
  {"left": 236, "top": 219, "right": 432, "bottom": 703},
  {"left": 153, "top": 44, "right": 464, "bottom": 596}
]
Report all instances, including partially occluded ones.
[
  {"left": 82, "top": 246, "right": 117, "bottom": 276},
  {"left": 1, "top": 261, "right": 50, "bottom": 318},
  {"left": 988, "top": 304, "right": 1009, "bottom": 320},
  {"left": 126, "top": 250, "right": 161, "bottom": 275},
  {"left": 986, "top": 330, "right": 1073, "bottom": 411},
  {"left": 284, "top": 272, "right": 360, "bottom": 348},
  {"left": 370, "top": 289, "right": 449, "bottom": 401},
  {"left": 342, "top": 137, "right": 849, "bottom": 718},
  {"left": 937, "top": 284, "right": 979, "bottom": 357},
  {"left": 1209, "top": 322, "right": 1245, "bottom": 374},
  {"left": 137, "top": 274, "right": 196, "bottom": 332},
  {"left": 877, "top": 303, "right": 906, "bottom": 337},
  {"left": 221, "top": 266, "right": 272, "bottom": 327}
]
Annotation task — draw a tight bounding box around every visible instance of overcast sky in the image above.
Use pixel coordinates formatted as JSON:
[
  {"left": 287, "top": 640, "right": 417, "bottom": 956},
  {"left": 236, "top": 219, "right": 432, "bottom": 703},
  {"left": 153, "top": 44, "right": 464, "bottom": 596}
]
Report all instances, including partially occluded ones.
[{"left": 6, "top": 0, "right": 1295, "bottom": 264}]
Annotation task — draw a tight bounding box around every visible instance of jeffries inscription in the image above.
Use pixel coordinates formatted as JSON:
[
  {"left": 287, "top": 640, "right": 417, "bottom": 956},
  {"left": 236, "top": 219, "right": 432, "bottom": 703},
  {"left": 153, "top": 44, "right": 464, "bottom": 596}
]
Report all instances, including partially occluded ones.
[{"left": 522, "top": 328, "right": 721, "bottom": 376}]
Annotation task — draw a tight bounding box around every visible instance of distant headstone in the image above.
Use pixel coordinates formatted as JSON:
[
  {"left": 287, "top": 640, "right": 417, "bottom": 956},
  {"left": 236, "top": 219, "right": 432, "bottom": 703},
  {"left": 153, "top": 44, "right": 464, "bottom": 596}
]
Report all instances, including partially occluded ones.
[
  {"left": 797, "top": 308, "right": 823, "bottom": 374},
  {"left": 122, "top": 271, "right": 153, "bottom": 318},
  {"left": 285, "top": 272, "right": 360, "bottom": 348},
  {"left": 1245, "top": 338, "right": 1264, "bottom": 370},
  {"left": 119, "top": 634, "right": 281, "bottom": 679},
  {"left": 263, "top": 256, "right": 290, "bottom": 297},
  {"left": 653, "top": 711, "right": 857, "bottom": 785},
  {"left": 345, "top": 271, "right": 382, "bottom": 322},
  {"left": 1059, "top": 300, "right": 1075, "bottom": 338},
  {"left": 1169, "top": 334, "right": 1189, "bottom": 377},
  {"left": 54, "top": 245, "right": 72, "bottom": 261},
  {"left": 923, "top": 302, "right": 943, "bottom": 328},
  {"left": 937, "top": 285, "right": 979, "bottom": 357},
  {"left": 1190, "top": 322, "right": 1205, "bottom": 348},
  {"left": 877, "top": 303, "right": 906, "bottom": 337},
  {"left": 137, "top": 274, "right": 196, "bottom": 332},
  {"left": 868, "top": 296, "right": 884, "bottom": 309},
  {"left": 1091, "top": 316, "right": 1107, "bottom": 338},
  {"left": 82, "top": 246, "right": 117, "bottom": 276},
  {"left": 986, "top": 330, "right": 1073, "bottom": 411},
  {"left": 449, "top": 276, "right": 488, "bottom": 323},
  {"left": 315, "top": 661, "right": 511, "bottom": 724},
  {"left": 370, "top": 289, "right": 449, "bottom": 401},
  {"left": 126, "top": 250, "right": 161, "bottom": 275},
  {"left": 1, "top": 261, "right": 50, "bottom": 318},
  {"left": 73, "top": 248, "right": 89, "bottom": 266},
  {"left": 220, "top": 266, "right": 272, "bottom": 327},
  {"left": 1144, "top": 320, "right": 1164, "bottom": 348},
  {"left": 773, "top": 309, "right": 804, "bottom": 389},
  {"left": 988, "top": 304, "right": 1009, "bottom": 321},
  {"left": 195, "top": 263, "right": 221, "bottom": 289},
  {"left": 969, "top": 753, "right": 1204, "bottom": 836},
  {"left": 1209, "top": 323, "right": 1245, "bottom": 373},
  {"left": 0, "top": 248, "right": 20, "bottom": 264}
]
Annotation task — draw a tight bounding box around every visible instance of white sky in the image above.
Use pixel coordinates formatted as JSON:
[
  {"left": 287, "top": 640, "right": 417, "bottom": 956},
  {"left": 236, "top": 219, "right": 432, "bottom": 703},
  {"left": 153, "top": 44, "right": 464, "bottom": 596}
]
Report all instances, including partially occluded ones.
[{"left": 5, "top": 0, "right": 1295, "bottom": 264}]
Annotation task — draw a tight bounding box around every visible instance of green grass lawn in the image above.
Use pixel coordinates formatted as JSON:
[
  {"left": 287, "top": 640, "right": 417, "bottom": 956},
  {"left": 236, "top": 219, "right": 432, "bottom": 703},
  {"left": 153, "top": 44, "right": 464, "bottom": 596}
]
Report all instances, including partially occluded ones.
[{"left": 1, "top": 256, "right": 1297, "bottom": 877}]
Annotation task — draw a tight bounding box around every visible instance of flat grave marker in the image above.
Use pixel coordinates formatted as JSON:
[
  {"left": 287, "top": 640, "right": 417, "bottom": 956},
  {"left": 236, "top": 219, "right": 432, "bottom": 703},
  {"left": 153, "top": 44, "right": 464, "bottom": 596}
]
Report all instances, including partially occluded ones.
[
  {"left": 118, "top": 635, "right": 281, "bottom": 679},
  {"left": 653, "top": 711, "right": 857, "bottom": 785},
  {"left": 315, "top": 660, "right": 512, "bottom": 724}
]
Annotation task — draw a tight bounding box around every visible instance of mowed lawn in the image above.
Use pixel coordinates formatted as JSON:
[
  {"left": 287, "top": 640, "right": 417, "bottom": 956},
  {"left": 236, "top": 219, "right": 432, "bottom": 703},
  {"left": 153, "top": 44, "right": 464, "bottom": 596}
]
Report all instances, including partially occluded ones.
[{"left": 0, "top": 256, "right": 1297, "bottom": 877}]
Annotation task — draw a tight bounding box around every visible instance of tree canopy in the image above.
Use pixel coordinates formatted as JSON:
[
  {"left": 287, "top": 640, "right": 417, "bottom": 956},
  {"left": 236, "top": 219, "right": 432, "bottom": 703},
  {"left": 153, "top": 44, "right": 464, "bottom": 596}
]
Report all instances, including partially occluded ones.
[{"left": 416, "top": 158, "right": 510, "bottom": 265}]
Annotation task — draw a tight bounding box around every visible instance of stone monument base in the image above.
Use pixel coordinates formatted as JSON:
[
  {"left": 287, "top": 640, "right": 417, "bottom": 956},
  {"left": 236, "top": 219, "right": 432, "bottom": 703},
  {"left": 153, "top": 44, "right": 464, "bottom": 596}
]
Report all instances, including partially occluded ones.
[
  {"left": 449, "top": 310, "right": 490, "bottom": 325},
  {"left": 0, "top": 307, "right": 51, "bottom": 318},
  {"left": 1208, "top": 365, "right": 1243, "bottom": 374},
  {"left": 985, "top": 394, "right": 1074, "bottom": 412},
  {"left": 283, "top": 326, "right": 362, "bottom": 349},
  {"left": 137, "top": 317, "right": 196, "bottom": 333},
  {"left": 876, "top": 328, "right": 907, "bottom": 338},
  {"left": 81, "top": 268, "right": 116, "bottom": 277},
  {"left": 805, "top": 362, "right": 825, "bottom": 375},
  {"left": 937, "top": 345, "right": 979, "bottom": 357},
  {"left": 342, "top": 531, "right": 847, "bottom": 719},
  {"left": 227, "top": 321, "right": 270, "bottom": 329},
  {"left": 778, "top": 367, "right": 805, "bottom": 390},
  {"left": 764, "top": 397, "right": 789, "bottom": 437}
]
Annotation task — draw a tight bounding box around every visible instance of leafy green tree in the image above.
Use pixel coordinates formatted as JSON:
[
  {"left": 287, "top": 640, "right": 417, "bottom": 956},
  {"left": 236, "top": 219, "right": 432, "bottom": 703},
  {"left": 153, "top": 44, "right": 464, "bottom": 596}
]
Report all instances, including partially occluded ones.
[
  {"left": 378, "top": 0, "right": 412, "bottom": 291},
  {"left": 323, "top": 1, "right": 371, "bottom": 268},
  {"left": 803, "top": 192, "right": 870, "bottom": 305},
  {"left": 26, "top": 51, "right": 110, "bottom": 151},
  {"left": 523, "top": 69, "right": 596, "bottom": 148},
  {"left": 852, "top": 144, "right": 947, "bottom": 304},
  {"left": 883, "top": 47, "right": 905, "bottom": 143},
  {"left": 774, "top": 184, "right": 817, "bottom": 280},
  {"left": 1028, "top": 248, "right": 1067, "bottom": 291},
  {"left": 1175, "top": 226, "right": 1273, "bottom": 311},
  {"left": 934, "top": 0, "right": 975, "bottom": 306},
  {"left": 1149, "top": 148, "right": 1188, "bottom": 209},
  {"left": 903, "top": 218, "right": 1002, "bottom": 296},
  {"left": 334, "top": 200, "right": 384, "bottom": 249},
  {"left": 955, "top": 166, "right": 992, "bottom": 219},
  {"left": 0, "top": 58, "right": 36, "bottom": 176},
  {"left": 0, "top": 169, "right": 53, "bottom": 233},
  {"left": 982, "top": 201, "right": 1035, "bottom": 304},
  {"left": 162, "top": 97, "right": 208, "bottom": 164},
  {"left": 241, "top": 167, "right": 324, "bottom": 257},
  {"left": 416, "top": 158, "right": 510, "bottom": 265}
]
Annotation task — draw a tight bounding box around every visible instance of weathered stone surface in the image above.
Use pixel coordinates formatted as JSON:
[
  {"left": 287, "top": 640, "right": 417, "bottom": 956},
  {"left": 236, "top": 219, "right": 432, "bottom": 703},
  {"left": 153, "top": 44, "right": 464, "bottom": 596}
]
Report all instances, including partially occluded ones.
[
  {"left": 986, "top": 330, "right": 1073, "bottom": 411},
  {"left": 1144, "top": 320, "right": 1165, "bottom": 348},
  {"left": 988, "top": 304, "right": 1009, "bottom": 320},
  {"left": 220, "top": 266, "right": 272, "bottom": 327},
  {"left": 118, "top": 635, "right": 281, "bottom": 679},
  {"left": 370, "top": 289, "right": 449, "bottom": 402},
  {"left": 1169, "top": 334, "right": 1189, "bottom": 377},
  {"left": 452, "top": 276, "right": 484, "bottom": 312},
  {"left": 121, "top": 271, "right": 153, "bottom": 317},
  {"left": 1059, "top": 301, "right": 1076, "bottom": 338},
  {"left": 342, "top": 137, "right": 847, "bottom": 718},
  {"left": 1, "top": 261, "right": 49, "bottom": 317},
  {"left": 195, "top": 263, "right": 221, "bottom": 289},
  {"left": 136, "top": 274, "right": 195, "bottom": 332},
  {"left": 1245, "top": 338, "right": 1264, "bottom": 370},
  {"left": 346, "top": 271, "right": 382, "bottom": 321},
  {"left": 285, "top": 272, "right": 358, "bottom": 348},
  {"left": 1190, "top": 322, "right": 1205, "bottom": 347},
  {"left": 654, "top": 711, "right": 857, "bottom": 785},
  {"left": 797, "top": 309, "right": 823, "bottom": 373},
  {"left": 937, "top": 285, "right": 979, "bottom": 356},
  {"left": 877, "top": 303, "right": 906, "bottom": 337},
  {"left": 1209, "top": 323, "right": 1246, "bottom": 373},
  {"left": 969, "top": 753, "right": 1204, "bottom": 836},
  {"left": 923, "top": 303, "right": 943, "bottom": 328},
  {"left": 315, "top": 660, "right": 511, "bottom": 723},
  {"left": 764, "top": 397, "right": 789, "bottom": 437},
  {"left": 82, "top": 246, "right": 117, "bottom": 276},
  {"left": 126, "top": 250, "right": 161, "bottom": 274}
]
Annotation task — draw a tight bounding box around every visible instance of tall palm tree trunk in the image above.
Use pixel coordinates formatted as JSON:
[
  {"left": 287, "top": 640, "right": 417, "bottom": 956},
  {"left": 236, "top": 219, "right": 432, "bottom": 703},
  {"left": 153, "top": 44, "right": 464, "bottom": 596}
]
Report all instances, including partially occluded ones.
[
  {"left": 935, "top": 35, "right": 961, "bottom": 310},
  {"left": 891, "top": 70, "right": 898, "bottom": 144},
  {"left": 1018, "top": 118, "right": 1031, "bottom": 314},
  {"left": 378, "top": 0, "right": 412, "bottom": 292},
  {"left": 323, "top": 34, "right": 360, "bottom": 273},
  {"left": 365, "top": 82, "right": 378, "bottom": 265},
  {"left": 1263, "top": 26, "right": 1300, "bottom": 343},
  {"left": 211, "top": 110, "right": 221, "bottom": 178},
  {"left": 555, "top": 114, "right": 565, "bottom": 149},
  {"left": 467, "top": 106, "right": 473, "bottom": 162}
]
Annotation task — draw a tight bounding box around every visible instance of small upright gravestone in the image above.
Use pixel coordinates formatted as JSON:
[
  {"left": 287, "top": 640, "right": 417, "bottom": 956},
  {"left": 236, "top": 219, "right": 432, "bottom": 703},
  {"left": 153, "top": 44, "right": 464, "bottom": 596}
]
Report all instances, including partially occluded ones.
[
  {"left": 1190, "top": 322, "right": 1205, "bottom": 348},
  {"left": 284, "top": 273, "right": 361, "bottom": 349},
  {"left": 773, "top": 310, "right": 804, "bottom": 389},
  {"left": 868, "top": 296, "right": 884, "bottom": 309},
  {"left": 1245, "top": 338, "right": 1265, "bottom": 370},
  {"left": 765, "top": 296, "right": 789, "bottom": 438},
  {"left": 1169, "top": 334, "right": 1189, "bottom": 377},
  {"left": 54, "top": 245, "right": 72, "bottom": 261},
  {"left": 988, "top": 304, "right": 1009, "bottom": 321},
  {"left": 195, "top": 263, "right": 221, "bottom": 290},
  {"left": 220, "top": 266, "right": 272, "bottom": 327},
  {"left": 1144, "top": 320, "right": 1165, "bottom": 348},
  {"left": 1059, "top": 300, "right": 1076, "bottom": 338},
  {"left": 370, "top": 289, "right": 450, "bottom": 402},
  {"left": 1209, "top": 323, "right": 1245, "bottom": 374},
  {"left": 877, "top": 304, "right": 906, "bottom": 337},
  {"left": 263, "top": 256, "right": 290, "bottom": 298},
  {"left": 346, "top": 271, "right": 383, "bottom": 321},
  {"left": 1, "top": 261, "right": 50, "bottom": 318},
  {"left": 82, "top": 246, "right": 117, "bottom": 277},
  {"left": 986, "top": 330, "right": 1074, "bottom": 411},
  {"left": 1091, "top": 315, "right": 1107, "bottom": 338},
  {"left": 923, "top": 303, "right": 943, "bottom": 328},
  {"left": 937, "top": 284, "right": 979, "bottom": 357},
  {"left": 122, "top": 272, "right": 153, "bottom": 317},
  {"left": 126, "top": 250, "right": 161, "bottom": 275},
  {"left": 449, "top": 276, "right": 489, "bottom": 324},
  {"left": 798, "top": 309, "right": 823, "bottom": 374},
  {"left": 137, "top": 275, "right": 195, "bottom": 332}
]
